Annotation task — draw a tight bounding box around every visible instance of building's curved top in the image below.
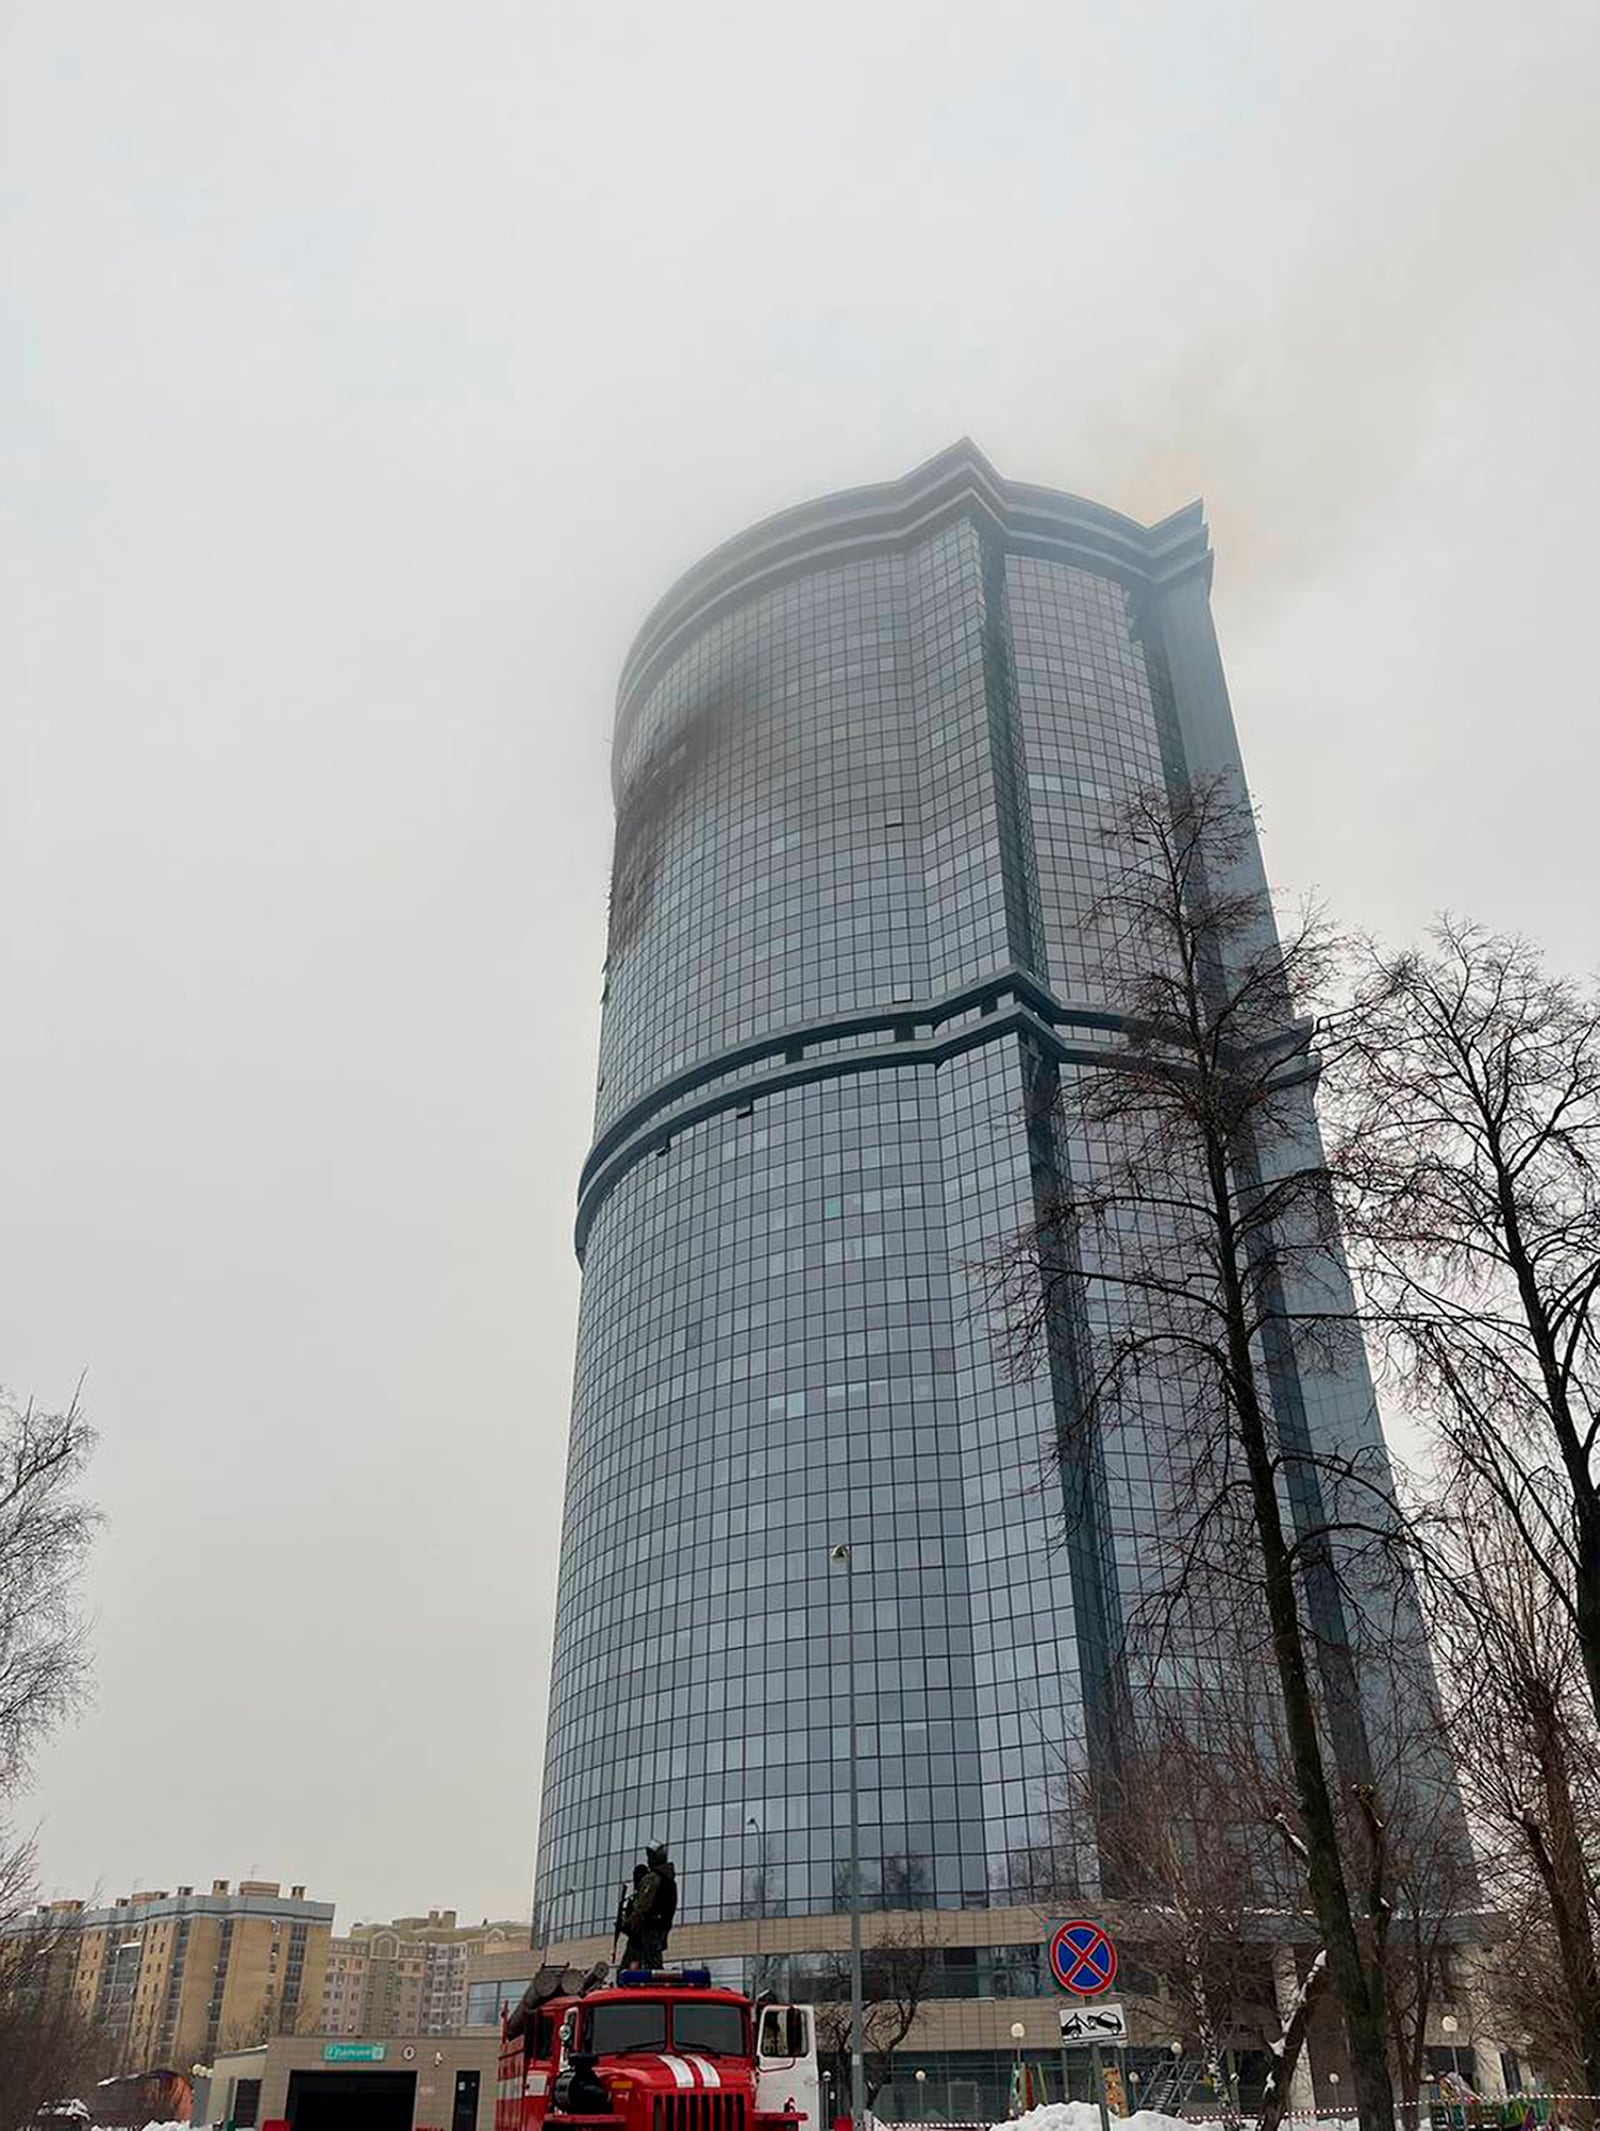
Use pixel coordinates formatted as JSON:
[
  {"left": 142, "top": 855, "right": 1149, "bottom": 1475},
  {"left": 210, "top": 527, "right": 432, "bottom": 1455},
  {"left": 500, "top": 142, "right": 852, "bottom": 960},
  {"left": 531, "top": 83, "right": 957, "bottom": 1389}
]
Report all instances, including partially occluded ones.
[{"left": 613, "top": 437, "right": 1209, "bottom": 784}]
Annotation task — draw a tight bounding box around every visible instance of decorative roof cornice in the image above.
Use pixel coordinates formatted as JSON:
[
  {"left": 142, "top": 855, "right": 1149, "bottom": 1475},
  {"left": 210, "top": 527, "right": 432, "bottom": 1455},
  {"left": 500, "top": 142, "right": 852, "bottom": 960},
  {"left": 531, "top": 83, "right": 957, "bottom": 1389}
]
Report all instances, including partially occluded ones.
[{"left": 613, "top": 438, "right": 1208, "bottom": 782}]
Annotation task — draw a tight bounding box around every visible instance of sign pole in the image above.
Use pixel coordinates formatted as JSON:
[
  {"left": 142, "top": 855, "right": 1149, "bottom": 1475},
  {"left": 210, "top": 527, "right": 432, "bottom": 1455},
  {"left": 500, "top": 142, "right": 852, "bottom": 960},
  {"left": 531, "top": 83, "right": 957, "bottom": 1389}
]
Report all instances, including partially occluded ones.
[
  {"left": 1090, "top": 2044, "right": 1111, "bottom": 2131},
  {"left": 1049, "top": 1918, "right": 1122, "bottom": 2129}
]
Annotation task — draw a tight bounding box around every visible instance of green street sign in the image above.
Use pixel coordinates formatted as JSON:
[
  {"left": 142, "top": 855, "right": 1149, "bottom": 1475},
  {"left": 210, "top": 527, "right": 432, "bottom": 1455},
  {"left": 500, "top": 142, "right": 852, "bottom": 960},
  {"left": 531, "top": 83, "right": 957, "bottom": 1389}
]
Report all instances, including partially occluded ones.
[{"left": 323, "top": 2043, "right": 387, "bottom": 2063}]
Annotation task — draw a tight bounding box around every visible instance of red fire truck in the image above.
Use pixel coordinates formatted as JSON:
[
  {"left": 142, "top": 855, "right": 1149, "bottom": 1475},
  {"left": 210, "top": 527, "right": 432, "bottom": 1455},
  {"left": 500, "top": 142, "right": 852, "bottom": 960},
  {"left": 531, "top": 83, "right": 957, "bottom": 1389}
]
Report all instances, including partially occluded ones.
[{"left": 496, "top": 1966, "right": 820, "bottom": 2131}]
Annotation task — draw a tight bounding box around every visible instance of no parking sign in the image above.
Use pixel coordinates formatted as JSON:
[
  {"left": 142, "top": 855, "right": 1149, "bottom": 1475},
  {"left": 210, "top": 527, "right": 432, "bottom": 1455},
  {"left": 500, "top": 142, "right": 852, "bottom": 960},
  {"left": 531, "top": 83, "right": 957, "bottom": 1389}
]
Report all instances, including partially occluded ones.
[{"left": 1047, "top": 1918, "right": 1119, "bottom": 1996}]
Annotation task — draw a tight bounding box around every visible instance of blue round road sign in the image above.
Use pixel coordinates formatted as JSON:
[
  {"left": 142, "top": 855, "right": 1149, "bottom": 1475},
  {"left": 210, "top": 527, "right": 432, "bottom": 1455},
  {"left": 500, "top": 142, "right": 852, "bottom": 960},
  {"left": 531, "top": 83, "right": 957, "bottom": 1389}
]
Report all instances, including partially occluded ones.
[{"left": 1048, "top": 1920, "right": 1118, "bottom": 1996}]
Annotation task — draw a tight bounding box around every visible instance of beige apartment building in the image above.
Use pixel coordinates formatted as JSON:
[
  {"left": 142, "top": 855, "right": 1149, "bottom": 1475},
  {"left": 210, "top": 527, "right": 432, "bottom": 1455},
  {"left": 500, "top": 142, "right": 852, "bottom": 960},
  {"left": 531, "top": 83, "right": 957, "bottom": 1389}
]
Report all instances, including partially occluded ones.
[
  {"left": 321, "top": 1911, "right": 527, "bottom": 2038},
  {"left": 4, "top": 1877, "right": 333, "bottom": 2070}
]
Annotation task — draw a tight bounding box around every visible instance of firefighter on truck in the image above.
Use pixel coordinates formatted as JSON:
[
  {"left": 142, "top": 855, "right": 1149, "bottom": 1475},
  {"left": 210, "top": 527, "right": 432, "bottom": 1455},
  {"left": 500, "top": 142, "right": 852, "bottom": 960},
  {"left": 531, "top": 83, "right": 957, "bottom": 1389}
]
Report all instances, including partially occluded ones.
[{"left": 499, "top": 1851, "right": 820, "bottom": 2131}]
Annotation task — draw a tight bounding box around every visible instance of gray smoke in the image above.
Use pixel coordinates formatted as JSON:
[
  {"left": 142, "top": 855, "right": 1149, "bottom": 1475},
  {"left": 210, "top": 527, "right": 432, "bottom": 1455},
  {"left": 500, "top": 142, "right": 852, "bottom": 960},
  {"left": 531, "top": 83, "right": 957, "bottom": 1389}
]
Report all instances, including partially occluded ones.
[{"left": 1065, "top": 21, "right": 1596, "bottom": 593}]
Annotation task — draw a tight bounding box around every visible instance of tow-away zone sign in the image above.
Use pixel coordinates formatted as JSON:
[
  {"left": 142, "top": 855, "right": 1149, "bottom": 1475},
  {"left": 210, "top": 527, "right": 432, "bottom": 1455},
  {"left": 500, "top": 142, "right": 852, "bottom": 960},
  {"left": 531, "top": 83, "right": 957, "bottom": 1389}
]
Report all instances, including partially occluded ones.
[{"left": 1059, "top": 2001, "right": 1127, "bottom": 2045}]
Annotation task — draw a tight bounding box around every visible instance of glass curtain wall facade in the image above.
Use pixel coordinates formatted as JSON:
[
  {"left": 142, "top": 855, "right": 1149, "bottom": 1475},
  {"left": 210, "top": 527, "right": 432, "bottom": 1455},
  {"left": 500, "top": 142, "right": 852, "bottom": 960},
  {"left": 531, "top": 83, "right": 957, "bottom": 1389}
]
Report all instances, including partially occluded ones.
[{"left": 533, "top": 442, "right": 1408, "bottom": 1946}]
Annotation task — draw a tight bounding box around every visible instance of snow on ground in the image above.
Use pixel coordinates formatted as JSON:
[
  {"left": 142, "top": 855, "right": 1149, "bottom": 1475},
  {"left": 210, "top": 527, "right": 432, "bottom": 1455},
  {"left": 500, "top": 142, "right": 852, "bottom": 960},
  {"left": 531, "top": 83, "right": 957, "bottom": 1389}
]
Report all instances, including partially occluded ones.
[{"left": 994, "top": 2108, "right": 1359, "bottom": 2131}]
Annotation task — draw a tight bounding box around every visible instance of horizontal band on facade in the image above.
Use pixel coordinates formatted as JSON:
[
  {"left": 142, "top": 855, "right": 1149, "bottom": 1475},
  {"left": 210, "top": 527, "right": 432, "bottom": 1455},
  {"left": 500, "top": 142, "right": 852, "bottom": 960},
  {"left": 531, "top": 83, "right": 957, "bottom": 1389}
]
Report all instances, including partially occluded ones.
[
  {"left": 574, "top": 969, "right": 1132, "bottom": 1258},
  {"left": 580, "top": 966, "right": 1122, "bottom": 1202},
  {"left": 613, "top": 439, "right": 1210, "bottom": 781},
  {"left": 575, "top": 970, "right": 1320, "bottom": 1259}
]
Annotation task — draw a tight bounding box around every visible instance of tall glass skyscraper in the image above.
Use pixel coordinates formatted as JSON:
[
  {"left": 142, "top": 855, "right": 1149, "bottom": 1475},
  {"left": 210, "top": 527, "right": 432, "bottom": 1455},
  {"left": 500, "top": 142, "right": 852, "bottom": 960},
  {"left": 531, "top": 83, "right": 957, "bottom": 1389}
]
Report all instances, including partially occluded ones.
[{"left": 533, "top": 442, "right": 1408, "bottom": 1963}]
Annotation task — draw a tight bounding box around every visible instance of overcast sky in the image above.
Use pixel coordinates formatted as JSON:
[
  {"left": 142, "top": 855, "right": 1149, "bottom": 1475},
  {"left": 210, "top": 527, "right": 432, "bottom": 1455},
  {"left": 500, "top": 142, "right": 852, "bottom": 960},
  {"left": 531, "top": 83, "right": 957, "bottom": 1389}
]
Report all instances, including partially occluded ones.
[{"left": 3, "top": 2, "right": 1596, "bottom": 1931}]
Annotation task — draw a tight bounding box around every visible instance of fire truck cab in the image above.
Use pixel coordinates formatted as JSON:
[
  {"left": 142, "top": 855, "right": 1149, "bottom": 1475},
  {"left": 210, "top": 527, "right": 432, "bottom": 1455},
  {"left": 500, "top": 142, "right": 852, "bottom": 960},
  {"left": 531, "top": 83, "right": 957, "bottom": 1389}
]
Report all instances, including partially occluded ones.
[{"left": 496, "top": 1968, "right": 820, "bottom": 2131}]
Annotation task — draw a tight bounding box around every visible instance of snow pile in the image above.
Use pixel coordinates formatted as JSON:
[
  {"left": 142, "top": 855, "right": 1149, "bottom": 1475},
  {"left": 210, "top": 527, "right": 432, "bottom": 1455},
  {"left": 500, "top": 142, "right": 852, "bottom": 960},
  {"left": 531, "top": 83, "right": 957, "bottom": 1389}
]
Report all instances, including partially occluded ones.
[
  {"left": 996, "top": 2110, "right": 1360, "bottom": 2131},
  {"left": 139, "top": 2120, "right": 192, "bottom": 2130},
  {"left": 1000, "top": 2106, "right": 1197, "bottom": 2131}
]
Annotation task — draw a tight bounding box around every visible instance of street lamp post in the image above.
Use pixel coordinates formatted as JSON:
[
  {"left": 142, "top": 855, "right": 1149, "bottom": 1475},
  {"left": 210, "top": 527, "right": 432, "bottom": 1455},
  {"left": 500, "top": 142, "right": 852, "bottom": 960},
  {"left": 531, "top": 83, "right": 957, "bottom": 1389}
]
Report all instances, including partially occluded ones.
[
  {"left": 1011, "top": 2022, "right": 1026, "bottom": 2119},
  {"left": 830, "top": 1543, "right": 866, "bottom": 2131},
  {"left": 1441, "top": 2014, "right": 1461, "bottom": 2084},
  {"left": 915, "top": 2069, "right": 927, "bottom": 2122},
  {"left": 747, "top": 1815, "right": 765, "bottom": 1995}
]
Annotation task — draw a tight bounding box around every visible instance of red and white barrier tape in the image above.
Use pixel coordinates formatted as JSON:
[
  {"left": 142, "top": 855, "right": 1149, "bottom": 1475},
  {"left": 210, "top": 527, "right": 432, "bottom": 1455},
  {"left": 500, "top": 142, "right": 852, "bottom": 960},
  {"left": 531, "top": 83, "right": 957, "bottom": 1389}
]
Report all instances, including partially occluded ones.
[{"left": 878, "top": 2112, "right": 1593, "bottom": 2130}]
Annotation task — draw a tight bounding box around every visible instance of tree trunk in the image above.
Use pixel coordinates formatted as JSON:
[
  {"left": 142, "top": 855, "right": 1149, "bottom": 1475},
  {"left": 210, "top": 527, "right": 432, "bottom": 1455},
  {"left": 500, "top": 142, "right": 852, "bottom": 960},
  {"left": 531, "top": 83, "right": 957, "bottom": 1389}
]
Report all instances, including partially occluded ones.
[
  {"left": 1185, "top": 1928, "right": 1240, "bottom": 2131},
  {"left": 1260, "top": 1950, "right": 1329, "bottom": 2131},
  {"left": 1522, "top": 1689, "right": 1600, "bottom": 2125},
  {"left": 1575, "top": 1494, "right": 1600, "bottom": 1736},
  {"left": 1209, "top": 1139, "right": 1396, "bottom": 2131},
  {"left": 1384, "top": 1904, "right": 1431, "bottom": 2131},
  {"left": 1492, "top": 1166, "right": 1600, "bottom": 1733},
  {"left": 1399, "top": 1975, "right": 1430, "bottom": 2131},
  {"left": 1251, "top": 1432, "right": 1395, "bottom": 2131}
]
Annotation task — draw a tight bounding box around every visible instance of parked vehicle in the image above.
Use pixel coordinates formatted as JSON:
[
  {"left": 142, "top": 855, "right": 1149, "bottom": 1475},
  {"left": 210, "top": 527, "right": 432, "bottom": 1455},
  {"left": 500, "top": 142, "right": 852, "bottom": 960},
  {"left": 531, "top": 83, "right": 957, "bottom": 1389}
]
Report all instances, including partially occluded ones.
[
  {"left": 497, "top": 1964, "right": 819, "bottom": 2131},
  {"left": 90, "top": 2068, "right": 193, "bottom": 2128}
]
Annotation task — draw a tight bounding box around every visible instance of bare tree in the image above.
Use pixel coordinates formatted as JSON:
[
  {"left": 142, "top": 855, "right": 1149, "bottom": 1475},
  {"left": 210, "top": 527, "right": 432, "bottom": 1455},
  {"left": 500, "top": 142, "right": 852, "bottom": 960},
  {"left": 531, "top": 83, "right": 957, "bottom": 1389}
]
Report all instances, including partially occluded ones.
[
  {"left": 1334, "top": 923, "right": 1600, "bottom": 1729},
  {"left": 1005, "top": 1619, "right": 1479, "bottom": 2131},
  {"left": 1425, "top": 1486, "right": 1600, "bottom": 2114},
  {"left": 0, "top": 1388, "right": 102, "bottom": 2121},
  {"left": 1091, "top": 1728, "right": 1272, "bottom": 2131},
  {"left": 0, "top": 1388, "right": 99, "bottom": 1791},
  {"left": 1368, "top": 1742, "right": 1482, "bottom": 2128},
  {"left": 217, "top": 1984, "right": 326, "bottom": 2052},
  {"left": 0, "top": 1839, "right": 107, "bottom": 2130},
  {"left": 1478, "top": 1903, "right": 1583, "bottom": 2095},
  {"left": 1069, "top": 1648, "right": 1469, "bottom": 2131},
  {"left": 1001, "top": 1684, "right": 1330, "bottom": 2131},
  {"left": 810, "top": 1915, "right": 937, "bottom": 2110},
  {"left": 219, "top": 2003, "right": 279, "bottom": 2052},
  {"left": 0, "top": 1963, "right": 105, "bottom": 2128},
  {"left": 986, "top": 779, "right": 1412, "bottom": 2131}
]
